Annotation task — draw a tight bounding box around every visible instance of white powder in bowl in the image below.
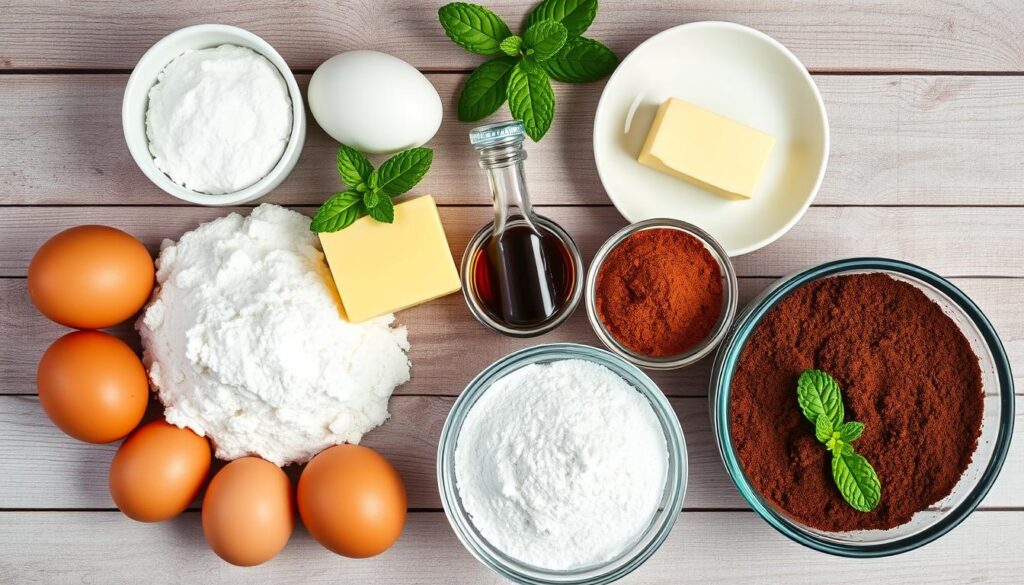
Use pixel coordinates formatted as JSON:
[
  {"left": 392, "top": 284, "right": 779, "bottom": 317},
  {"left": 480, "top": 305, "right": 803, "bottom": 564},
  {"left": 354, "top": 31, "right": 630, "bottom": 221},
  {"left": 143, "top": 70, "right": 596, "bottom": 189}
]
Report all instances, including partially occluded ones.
[
  {"left": 146, "top": 44, "right": 292, "bottom": 194},
  {"left": 454, "top": 359, "right": 668, "bottom": 570},
  {"left": 137, "top": 204, "right": 410, "bottom": 466}
]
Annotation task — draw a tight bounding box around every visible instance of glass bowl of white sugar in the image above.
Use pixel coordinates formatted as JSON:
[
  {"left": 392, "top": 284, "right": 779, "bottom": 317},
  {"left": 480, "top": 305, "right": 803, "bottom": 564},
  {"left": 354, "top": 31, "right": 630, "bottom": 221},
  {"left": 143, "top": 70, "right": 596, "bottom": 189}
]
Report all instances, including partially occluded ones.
[{"left": 437, "top": 343, "right": 687, "bottom": 584}]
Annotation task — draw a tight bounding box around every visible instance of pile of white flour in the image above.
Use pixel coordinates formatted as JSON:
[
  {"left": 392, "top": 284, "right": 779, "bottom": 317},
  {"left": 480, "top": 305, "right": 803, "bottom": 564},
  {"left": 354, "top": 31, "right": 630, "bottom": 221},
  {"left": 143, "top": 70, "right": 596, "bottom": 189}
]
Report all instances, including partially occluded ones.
[
  {"left": 146, "top": 44, "right": 292, "bottom": 194},
  {"left": 454, "top": 359, "right": 668, "bottom": 570},
  {"left": 137, "top": 204, "right": 410, "bottom": 466}
]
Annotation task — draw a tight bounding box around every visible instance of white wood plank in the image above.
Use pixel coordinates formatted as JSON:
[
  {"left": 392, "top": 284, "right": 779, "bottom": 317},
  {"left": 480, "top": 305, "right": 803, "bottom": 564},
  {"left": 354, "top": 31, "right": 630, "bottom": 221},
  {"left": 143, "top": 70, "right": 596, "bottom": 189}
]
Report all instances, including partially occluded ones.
[
  {"left": 2, "top": 394, "right": 1019, "bottom": 511},
  {"left": 2, "top": 206, "right": 1022, "bottom": 279},
  {"left": 0, "top": 510, "right": 1020, "bottom": 584},
  {"left": 3, "top": 277, "right": 1021, "bottom": 397},
  {"left": 2, "top": 75, "right": 1024, "bottom": 206},
  {"left": 895, "top": 77, "right": 1024, "bottom": 204},
  {"left": 3, "top": 1, "right": 1024, "bottom": 72},
  {"left": 0, "top": 395, "right": 741, "bottom": 510},
  {"left": 728, "top": 206, "right": 1024, "bottom": 277}
]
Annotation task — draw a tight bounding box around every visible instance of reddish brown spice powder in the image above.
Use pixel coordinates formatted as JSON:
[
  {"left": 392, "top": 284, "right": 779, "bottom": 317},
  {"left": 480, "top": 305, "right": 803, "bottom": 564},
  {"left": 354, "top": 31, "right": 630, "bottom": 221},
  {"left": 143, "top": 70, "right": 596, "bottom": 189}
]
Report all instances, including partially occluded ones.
[
  {"left": 730, "top": 273, "right": 984, "bottom": 531},
  {"left": 595, "top": 228, "right": 723, "bottom": 356}
]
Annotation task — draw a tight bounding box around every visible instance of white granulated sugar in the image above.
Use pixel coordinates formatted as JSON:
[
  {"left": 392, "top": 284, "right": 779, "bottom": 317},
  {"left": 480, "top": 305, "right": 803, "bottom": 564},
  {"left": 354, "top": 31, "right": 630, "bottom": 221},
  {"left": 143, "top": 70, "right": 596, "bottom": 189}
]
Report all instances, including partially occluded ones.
[
  {"left": 454, "top": 359, "right": 668, "bottom": 570},
  {"left": 137, "top": 204, "right": 410, "bottom": 466},
  {"left": 146, "top": 44, "right": 292, "bottom": 194}
]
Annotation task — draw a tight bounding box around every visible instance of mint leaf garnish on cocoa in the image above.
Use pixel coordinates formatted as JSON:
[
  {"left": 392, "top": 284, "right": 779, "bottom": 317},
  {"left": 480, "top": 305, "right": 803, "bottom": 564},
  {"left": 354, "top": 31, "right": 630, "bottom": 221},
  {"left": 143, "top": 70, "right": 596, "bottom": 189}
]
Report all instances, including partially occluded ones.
[
  {"left": 814, "top": 413, "right": 834, "bottom": 443},
  {"left": 797, "top": 369, "right": 844, "bottom": 429},
  {"left": 837, "top": 421, "right": 865, "bottom": 442},
  {"left": 832, "top": 450, "right": 882, "bottom": 513},
  {"left": 796, "top": 369, "right": 881, "bottom": 513}
]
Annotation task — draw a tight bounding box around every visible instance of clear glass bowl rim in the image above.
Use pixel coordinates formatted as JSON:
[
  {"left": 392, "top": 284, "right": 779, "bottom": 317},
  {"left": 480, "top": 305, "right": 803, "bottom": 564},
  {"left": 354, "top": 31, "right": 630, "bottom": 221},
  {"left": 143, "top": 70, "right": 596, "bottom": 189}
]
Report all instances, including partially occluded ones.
[
  {"left": 437, "top": 343, "right": 688, "bottom": 584},
  {"left": 709, "top": 257, "right": 1015, "bottom": 557},
  {"left": 585, "top": 218, "right": 739, "bottom": 369}
]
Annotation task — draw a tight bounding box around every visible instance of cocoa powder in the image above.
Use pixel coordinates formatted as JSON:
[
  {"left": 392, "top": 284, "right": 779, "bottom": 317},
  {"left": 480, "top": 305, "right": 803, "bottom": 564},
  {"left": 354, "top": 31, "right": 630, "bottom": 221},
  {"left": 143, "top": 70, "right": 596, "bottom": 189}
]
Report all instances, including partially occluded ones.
[
  {"left": 730, "top": 273, "right": 983, "bottom": 531},
  {"left": 595, "top": 229, "right": 723, "bottom": 356}
]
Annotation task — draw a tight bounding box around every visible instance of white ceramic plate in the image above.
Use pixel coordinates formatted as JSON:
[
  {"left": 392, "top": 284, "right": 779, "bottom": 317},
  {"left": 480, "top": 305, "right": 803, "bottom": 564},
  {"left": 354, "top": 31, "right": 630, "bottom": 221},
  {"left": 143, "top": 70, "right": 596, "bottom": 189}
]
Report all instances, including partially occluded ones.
[{"left": 593, "top": 22, "right": 829, "bottom": 256}]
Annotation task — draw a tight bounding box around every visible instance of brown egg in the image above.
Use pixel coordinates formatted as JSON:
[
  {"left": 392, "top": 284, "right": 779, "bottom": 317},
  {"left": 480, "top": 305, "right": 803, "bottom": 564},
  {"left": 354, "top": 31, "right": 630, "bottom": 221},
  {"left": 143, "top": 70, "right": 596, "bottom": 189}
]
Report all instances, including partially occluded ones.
[
  {"left": 202, "top": 457, "right": 294, "bottom": 566},
  {"left": 297, "top": 445, "right": 407, "bottom": 558},
  {"left": 28, "top": 225, "right": 154, "bottom": 329},
  {"left": 109, "top": 420, "right": 211, "bottom": 522},
  {"left": 37, "top": 330, "right": 148, "bottom": 443}
]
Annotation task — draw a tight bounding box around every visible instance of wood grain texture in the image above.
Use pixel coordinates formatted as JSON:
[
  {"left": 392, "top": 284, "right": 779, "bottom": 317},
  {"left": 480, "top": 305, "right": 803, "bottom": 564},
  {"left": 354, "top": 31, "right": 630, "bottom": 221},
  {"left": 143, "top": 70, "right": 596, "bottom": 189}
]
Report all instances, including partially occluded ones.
[
  {"left": 1, "top": 1, "right": 1022, "bottom": 579},
  {"left": 3, "top": 277, "right": 1021, "bottom": 397},
  {"left": 3, "top": 74, "right": 1024, "bottom": 206},
  {"left": 2, "top": 205, "right": 1023, "bottom": 279},
  {"left": 0, "top": 395, "right": 738, "bottom": 510},
  {"left": 1, "top": 393, "right": 1020, "bottom": 511},
  {"left": 2, "top": 1, "right": 1024, "bottom": 72},
  {"left": 1, "top": 510, "right": 1021, "bottom": 584}
]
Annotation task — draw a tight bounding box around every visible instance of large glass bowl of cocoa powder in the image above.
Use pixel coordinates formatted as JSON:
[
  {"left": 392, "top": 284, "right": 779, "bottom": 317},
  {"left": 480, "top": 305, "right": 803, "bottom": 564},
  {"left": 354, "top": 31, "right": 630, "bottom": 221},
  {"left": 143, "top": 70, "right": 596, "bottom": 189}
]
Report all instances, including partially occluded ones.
[{"left": 710, "top": 258, "right": 1014, "bottom": 557}]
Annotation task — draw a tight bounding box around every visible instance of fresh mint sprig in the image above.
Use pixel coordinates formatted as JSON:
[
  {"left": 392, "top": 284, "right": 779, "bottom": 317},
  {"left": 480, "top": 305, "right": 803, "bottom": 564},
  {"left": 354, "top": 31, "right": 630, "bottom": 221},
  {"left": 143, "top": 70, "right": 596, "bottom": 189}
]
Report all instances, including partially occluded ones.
[
  {"left": 439, "top": 0, "right": 618, "bottom": 141},
  {"left": 797, "top": 369, "right": 882, "bottom": 513},
  {"left": 311, "top": 144, "right": 433, "bottom": 233}
]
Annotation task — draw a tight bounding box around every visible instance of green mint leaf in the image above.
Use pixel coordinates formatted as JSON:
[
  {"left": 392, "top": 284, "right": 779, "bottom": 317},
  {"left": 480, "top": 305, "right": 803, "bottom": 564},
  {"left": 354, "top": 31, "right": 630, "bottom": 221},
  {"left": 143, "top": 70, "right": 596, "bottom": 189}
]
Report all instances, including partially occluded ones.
[
  {"left": 826, "top": 435, "right": 846, "bottom": 456},
  {"left": 523, "top": 20, "right": 568, "bottom": 62},
  {"left": 520, "top": 58, "right": 543, "bottom": 71},
  {"left": 543, "top": 36, "right": 618, "bottom": 83},
  {"left": 367, "top": 193, "right": 395, "bottom": 223},
  {"left": 438, "top": 2, "right": 512, "bottom": 56},
  {"left": 814, "top": 415, "right": 834, "bottom": 444},
  {"left": 527, "top": 0, "right": 598, "bottom": 37},
  {"left": 499, "top": 35, "right": 522, "bottom": 57},
  {"left": 831, "top": 449, "right": 881, "bottom": 512},
  {"left": 376, "top": 148, "right": 433, "bottom": 197},
  {"left": 310, "top": 191, "right": 364, "bottom": 233},
  {"left": 336, "top": 144, "right": 373, "bottom": 187},
  {"left": 363, "top": 189, "right": 382, "bottom": 209},
  {"left": 459, "top": 57, "right": 517, "bottom": 122},
  {"left": 507, "top": 61, "right": 555, "bottom": 141},
  {"left": 797, "top": 369, "right": 845, "bottom": 430},
  {"left": 838, "top": 421, "right": 865, "bottom": 443},
  {"left": 796, "top": 369, "right": 881, "bottom": 513}
]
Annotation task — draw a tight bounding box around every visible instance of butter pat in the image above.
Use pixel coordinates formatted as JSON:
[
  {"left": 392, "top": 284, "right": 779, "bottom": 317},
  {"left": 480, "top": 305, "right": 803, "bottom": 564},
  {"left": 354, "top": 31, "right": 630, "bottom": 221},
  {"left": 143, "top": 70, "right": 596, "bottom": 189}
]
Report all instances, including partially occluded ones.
[
  {"left": 638, "top": 98, "right": 775, "bottom": 200},
  {"left": 319, "top": 196, "right": 461, "bottom": 322}
]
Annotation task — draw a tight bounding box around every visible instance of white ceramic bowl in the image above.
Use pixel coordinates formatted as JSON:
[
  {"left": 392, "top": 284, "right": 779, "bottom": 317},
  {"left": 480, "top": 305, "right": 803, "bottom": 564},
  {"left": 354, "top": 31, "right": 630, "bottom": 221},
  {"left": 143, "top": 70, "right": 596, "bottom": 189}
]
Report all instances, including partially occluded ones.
[
  {"left": 593, "top": 22, "right": 829, "bottom": 256},
  {"left": 122, "top": 24, "right": 306, "bottom": 205}
]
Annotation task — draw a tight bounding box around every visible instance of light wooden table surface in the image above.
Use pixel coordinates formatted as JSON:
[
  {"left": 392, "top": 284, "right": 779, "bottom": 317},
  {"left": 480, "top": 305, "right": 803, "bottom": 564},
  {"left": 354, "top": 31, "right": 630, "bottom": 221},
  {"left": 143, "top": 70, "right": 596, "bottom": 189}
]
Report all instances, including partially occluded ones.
[{"left": 1, "top": 1, "right": 1022, "bottom": 583}]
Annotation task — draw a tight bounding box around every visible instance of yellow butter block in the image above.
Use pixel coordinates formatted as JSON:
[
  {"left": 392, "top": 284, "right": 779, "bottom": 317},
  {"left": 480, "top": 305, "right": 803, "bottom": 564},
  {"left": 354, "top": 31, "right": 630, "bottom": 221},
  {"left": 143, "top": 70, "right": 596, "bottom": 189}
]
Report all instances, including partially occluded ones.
[
  {"left": 638, "top": 98, "right": 775, "bottom": 200},
  {"left": 319, "top": 195, "right": 461, "bottom": 323}
]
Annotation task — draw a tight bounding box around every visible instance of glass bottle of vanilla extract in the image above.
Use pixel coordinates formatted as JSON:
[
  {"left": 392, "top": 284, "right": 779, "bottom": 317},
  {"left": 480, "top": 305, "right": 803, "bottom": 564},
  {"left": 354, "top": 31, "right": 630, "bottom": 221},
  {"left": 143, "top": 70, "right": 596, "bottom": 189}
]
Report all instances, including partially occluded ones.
[{"left": 461, "top": 121, "right": 583, "bottom": 337}]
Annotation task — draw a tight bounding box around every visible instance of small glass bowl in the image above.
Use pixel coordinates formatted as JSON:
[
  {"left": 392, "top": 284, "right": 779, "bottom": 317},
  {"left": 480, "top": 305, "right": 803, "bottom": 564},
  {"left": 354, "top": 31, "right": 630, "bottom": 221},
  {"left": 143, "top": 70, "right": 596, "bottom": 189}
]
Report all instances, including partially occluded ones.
[
  {"left": 710, "top": 258, "right": 1015, "bottom": 557},
  {"left": 461, "top": 216, "right": 584, "bottom": 337},
  {"left": 585, "top": 219, "right": 738, "bottom": 370},
  {"left": 437, "top": 343, "right": 687, "bottom": 585}
]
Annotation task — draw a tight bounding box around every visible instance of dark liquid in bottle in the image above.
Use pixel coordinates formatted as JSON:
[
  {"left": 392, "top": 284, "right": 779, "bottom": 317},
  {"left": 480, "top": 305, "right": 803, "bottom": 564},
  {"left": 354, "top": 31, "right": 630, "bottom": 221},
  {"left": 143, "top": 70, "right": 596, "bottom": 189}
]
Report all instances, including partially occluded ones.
[{"left": 472, "top": 222, "right": 575, "bottom": 328}]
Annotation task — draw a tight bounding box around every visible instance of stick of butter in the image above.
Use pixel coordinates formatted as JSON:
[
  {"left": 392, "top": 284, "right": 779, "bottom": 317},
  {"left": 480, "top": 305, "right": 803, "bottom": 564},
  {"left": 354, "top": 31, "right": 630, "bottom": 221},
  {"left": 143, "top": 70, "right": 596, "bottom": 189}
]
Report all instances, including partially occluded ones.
[
  {"left": 638, "top": 98, "right": 775, "bottom": 200},
  {"left": 319, "top": 195, "right": 461, "bottom": 323}
]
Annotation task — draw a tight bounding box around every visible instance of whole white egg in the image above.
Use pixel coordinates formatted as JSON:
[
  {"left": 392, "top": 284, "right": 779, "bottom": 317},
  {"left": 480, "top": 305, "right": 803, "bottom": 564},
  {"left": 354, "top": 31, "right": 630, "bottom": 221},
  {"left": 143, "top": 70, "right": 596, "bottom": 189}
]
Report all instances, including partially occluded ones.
[{"left": 308, "top": 51, "right": 443, "bottom": 154}]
